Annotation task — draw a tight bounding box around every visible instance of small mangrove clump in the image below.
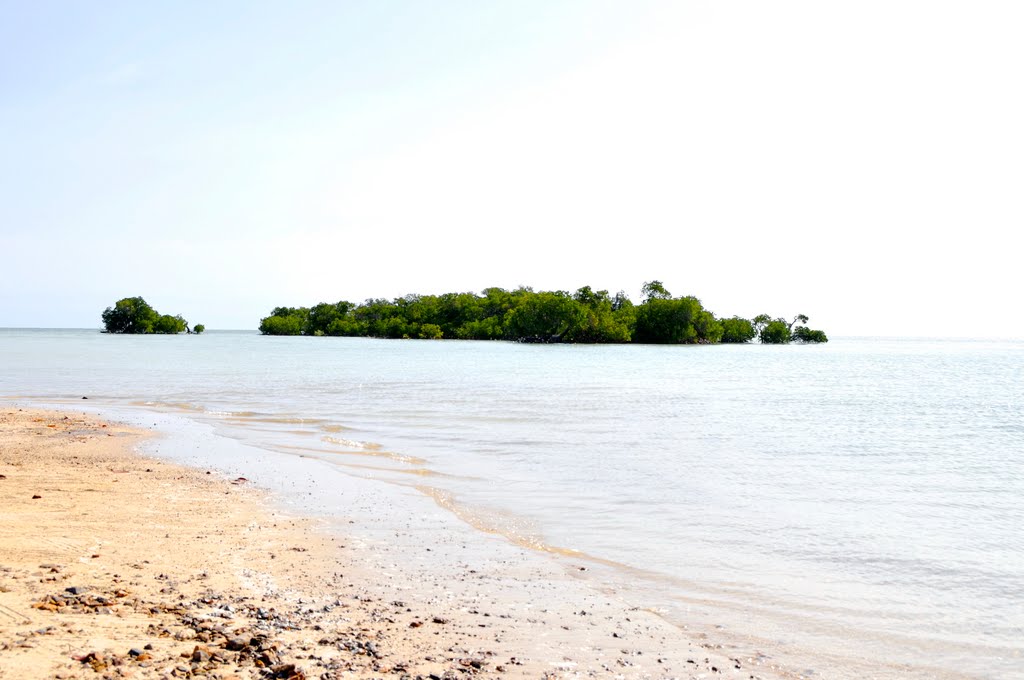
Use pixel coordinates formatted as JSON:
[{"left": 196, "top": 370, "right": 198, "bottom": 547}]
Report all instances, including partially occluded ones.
[{"left": 101, "top": 296, "right": 203, "bottom": 335}]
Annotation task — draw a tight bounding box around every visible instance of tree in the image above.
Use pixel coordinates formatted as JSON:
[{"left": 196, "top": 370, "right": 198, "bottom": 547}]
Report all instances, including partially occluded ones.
[
  {"left": 418, "top": 323, "right": 443, "bottom": 339},
  {"left": 153, "top": 314, "right": 188, "bottom": 334},
  {"left": 752, "top": 314, "right": 772, "bottom": 338},
  {"left": 259, "top": 312, "right": 305, "bottom": 335},
  {"left": 793, "top": 326, "right": 828, "bottom": 343},
  {"left": 505, "top": 292, "right": 585, "bottom": 342},
  {"left": 641, "top": 280, "right": 672, "bottom": 302},
  {"left": 634, "top": 296, "right": 705, "bottom": 343},
  {"left": 101, "top": 297, "right": 189, "bottom": 334},
  {"left": 693, "top": 309, "right": 724, "bottom": 344},
  {"left": 759, "top": 319, "right": 792, "bottom": 344},
  {"left": 305, "top": 301, "right": 354, "bottom": 336},
  {"left": 611, "top": 290, "right": 632, "bottom": 311},
  {"left": 193, "top": 324, "right": 206, "bottom": 334},
  {"left": 566, "top": 286, "right": 631, "bottom": 343},
  {"left": 720, "top": 317, "right": 756, "bottom": 343}
]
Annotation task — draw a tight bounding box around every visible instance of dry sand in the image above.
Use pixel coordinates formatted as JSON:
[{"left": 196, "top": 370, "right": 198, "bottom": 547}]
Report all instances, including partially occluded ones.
[{"left": 0, "top": 407, "right": 803, "bottom": 679}]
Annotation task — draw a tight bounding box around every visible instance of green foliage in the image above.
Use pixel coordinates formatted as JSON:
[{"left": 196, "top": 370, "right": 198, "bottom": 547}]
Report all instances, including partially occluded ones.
[
  {"left": 720, "top": 317, "right": 756, "bottom": 343},
  {"left": 305, "top": 301, "right": 353, "bottom": 336},
  {"left": 752, "top": 314, "right": 772, "bottom": 337},
  {"left": 793, "top": 326, "right": 829, "bottom": 343},
  {"left": 153, "top": 314, "right": 188, "bottom": 334},
  {"left": 259, "top": 312, "right": 305, "bottom": 336},
  {"left": 693, "top": 309, "right": 724, "bottom": 344},
  {"left": 760, "top": 319, "right": 792, "bottom": 344},
  {"left": 257, "top": 285, "right": 827, "bottom": 346},
  {"left": 563, "top": 287, "right": 632, "bottom": 343},
  {"left": 418, "top": 323, "right": 444, "bottom": 339},
  {"left": 101, "top": 297, "right": 190, "bottom": 334},
  {"left": 641, "top": 280, "right": 672, "bottom": 302},
  {"left": 634, "top": 296, "right": 707, "bottom": 344},
  {"left": 505, "top": 291, "right": 585, "bottom": 342},
  {"left": 193, "top": 324, "right": 206, "bottom": 334}
]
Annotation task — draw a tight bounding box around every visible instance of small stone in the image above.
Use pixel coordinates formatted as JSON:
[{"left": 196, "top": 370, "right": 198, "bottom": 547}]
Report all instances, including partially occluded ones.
[
  {"left": 225, "top": 636, "right": 249, "bottom": 651},
  {"left": 270, "top": 663, "right": 300, "bottom": 678},
  {"left": 258, "top": 648, "right": 281, "bottom": 666}
]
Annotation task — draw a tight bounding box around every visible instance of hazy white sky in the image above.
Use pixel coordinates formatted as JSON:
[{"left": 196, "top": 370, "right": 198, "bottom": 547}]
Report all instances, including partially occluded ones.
[{"left": 2, "top": 1, "right": 1022, "bottom": 336}]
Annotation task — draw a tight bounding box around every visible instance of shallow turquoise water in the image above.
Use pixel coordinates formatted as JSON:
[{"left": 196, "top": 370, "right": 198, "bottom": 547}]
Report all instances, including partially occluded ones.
[{"left": 2, "top": 329, "right": 1022, "bottom": 676}]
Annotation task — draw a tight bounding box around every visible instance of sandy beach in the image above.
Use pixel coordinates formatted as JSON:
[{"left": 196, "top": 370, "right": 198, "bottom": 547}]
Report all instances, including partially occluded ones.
[{"left": 8, "top": 406, "right": 956, "bottom": 679}]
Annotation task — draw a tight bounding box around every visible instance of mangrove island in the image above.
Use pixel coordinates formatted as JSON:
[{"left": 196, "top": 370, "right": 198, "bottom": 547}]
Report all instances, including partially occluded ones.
[{"left": 258, "top": 282, "right": 827, "bottom": 345}]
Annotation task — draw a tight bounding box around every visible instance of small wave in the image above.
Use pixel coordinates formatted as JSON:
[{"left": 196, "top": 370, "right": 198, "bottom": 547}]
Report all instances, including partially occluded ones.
[
  {"left": 414, "top": 485, "right": 576, "bottom": 556},
  {"left": 224, "top": 414, "right": 329, "bottom": 426},
  {"left": 136, "top": 400, "right": 205, "bottom": 413},
  {"left": 321, "top": 435, "right": 383, "bottom": 451},
  {"left": 279, "top": 442, "right": 426, "bottom": 466}
]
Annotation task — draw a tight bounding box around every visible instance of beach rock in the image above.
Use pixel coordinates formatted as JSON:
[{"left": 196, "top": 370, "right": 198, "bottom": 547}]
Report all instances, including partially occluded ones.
[
  {"left": 225, "top": 636, "right": 250, "bottom": 651},
  {"left": 77, "top": 651, "right": 107, "bottom": 671},
  {"left": 270, "top": 663, "right": 304, "bottom": 679},
  {"left": 258, "top": 648, "right": 281, "bottom": 666}
]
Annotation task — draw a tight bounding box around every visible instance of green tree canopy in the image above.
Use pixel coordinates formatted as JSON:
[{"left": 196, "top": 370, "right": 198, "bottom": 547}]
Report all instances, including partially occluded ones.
[
  {"left": 101, "top": 296, "right": 159, "bottom": 333},
  {"left": 641, "top": 280, "right": 672, "bottom": 302},
  {"left": 101, "top": 297, "right": 193, "bottom": 334},
  {"left": 505, "top": 292, "right": 585, "bottom": 342},
  {"left": 759, "top": 319, "right": 792, "bottom": 344},
  {"left": 720, "top": 317, "right": 756, "bottom": 343},
  {"left": 153, "top": 314, "right": 188, "bottom": 335},
  {"left": 257, "top": 284, "right": 828, "bottom": 346},
  {"left": 633, "top": 296, "right": 718, "bottom": 344}
]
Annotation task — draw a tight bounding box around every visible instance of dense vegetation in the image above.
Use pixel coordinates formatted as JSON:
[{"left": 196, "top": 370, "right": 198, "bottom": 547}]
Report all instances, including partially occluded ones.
[
  {"left": 101, "top": 296, "right": 204, "bottom": 334},
  {"left": 258, "top": 282, "right": 827, "bottom": 345}
]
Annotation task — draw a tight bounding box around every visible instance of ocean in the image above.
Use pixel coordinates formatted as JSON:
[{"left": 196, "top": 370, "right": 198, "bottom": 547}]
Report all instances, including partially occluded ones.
[{"left": 2, "top": 329, "right": 1021, "bottom": 677}]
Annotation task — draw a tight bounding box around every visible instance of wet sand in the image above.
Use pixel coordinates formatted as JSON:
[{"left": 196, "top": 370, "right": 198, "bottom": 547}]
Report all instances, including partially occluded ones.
[{"left": 0, "top": 407, "right": 813, "bottom": 679}]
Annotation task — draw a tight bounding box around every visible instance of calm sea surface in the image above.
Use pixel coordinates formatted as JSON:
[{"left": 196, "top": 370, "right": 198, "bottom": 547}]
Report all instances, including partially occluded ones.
[{"left": 2, "top": 330, "right": 1022, "bottom": 676}]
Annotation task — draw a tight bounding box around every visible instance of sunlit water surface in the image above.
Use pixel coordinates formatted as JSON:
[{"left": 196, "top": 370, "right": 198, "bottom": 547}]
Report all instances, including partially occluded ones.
[{"left": 2, "top": 330, "right": 1021, "bottom": 677}]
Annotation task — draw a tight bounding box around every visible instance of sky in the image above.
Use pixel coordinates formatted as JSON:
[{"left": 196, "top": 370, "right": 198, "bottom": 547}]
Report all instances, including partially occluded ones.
[{"left": 2, "top": 1, "right": 1022, "bottom": 336}]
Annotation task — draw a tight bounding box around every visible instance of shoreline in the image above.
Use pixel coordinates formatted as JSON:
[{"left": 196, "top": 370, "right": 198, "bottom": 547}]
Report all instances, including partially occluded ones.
[{"left": 0, "top": 405, "right": 804, "bottom": 679}]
